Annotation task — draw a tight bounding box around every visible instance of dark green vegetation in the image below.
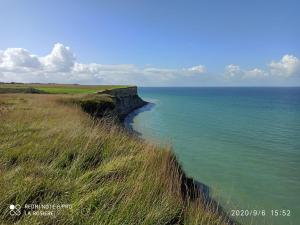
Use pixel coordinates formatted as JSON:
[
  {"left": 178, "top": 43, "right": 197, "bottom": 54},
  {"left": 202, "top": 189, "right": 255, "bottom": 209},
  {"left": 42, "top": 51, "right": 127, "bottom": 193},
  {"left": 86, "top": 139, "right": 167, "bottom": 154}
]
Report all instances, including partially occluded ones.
[
  {"left": 71, "top": 94, "right": 116, "bottom": 119},
  {"left": 0, "top": 87, "right": 234, "bottom": 225}
]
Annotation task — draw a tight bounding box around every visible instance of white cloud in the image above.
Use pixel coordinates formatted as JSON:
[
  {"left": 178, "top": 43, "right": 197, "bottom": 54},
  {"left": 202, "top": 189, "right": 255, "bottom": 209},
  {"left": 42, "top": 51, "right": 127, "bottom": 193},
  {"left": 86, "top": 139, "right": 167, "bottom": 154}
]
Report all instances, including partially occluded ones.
[
  {"left": 224, "top": 64, "right": 242, "bottom": 78},
  {"left": 73, "top": 63, "right": 138, "bottom": 75},
  {"left": 0, "top": 48, "right": 41, "bottom": 72},
  {"left": 269, "top": 54, "right": 300, "bottom": 77},
  {"left": 0, "top": 43, "right": 207, "bottom": 85},
  {"left": 224, "top": 64, "right": 268, "bottom": 80},
  {"left": 40, "top": 43, "right": 75, "bottom": 72},
  {"left": 187, "top": 65, "right": 206, "bottom": 74},
  {"left": 0, "top": 43, "right": 299, "bottom": 86},
  {"left": 223, "top": 55, "right": 300, "bottom": 80},
  {"left": 244, "top": 68, "right": 267, "bottom": 78},
  {"left": 224, "top": 65, "right": 267, "bottom": 79}
]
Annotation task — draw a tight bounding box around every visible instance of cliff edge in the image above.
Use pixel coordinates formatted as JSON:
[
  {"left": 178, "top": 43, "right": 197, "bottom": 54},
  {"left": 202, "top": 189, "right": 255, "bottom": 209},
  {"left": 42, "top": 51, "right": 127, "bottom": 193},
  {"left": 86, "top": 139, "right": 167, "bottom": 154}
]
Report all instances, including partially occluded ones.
[
  {"left": 73, "top": 86, "right": 237, "bottom": 225},
  {"left": 75, "top": 86, "right": 147, "bottom": 121},
  {"left": 100, "top": 86, "right": 147, "bottom": 120}
]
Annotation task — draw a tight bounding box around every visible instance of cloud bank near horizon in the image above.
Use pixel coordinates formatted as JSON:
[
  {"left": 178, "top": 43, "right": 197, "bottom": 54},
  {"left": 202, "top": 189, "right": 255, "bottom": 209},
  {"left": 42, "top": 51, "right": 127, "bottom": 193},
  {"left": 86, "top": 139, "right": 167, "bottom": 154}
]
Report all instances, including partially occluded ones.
[{"left": 0, "top": 43, "right": 299, "bottom": 86}]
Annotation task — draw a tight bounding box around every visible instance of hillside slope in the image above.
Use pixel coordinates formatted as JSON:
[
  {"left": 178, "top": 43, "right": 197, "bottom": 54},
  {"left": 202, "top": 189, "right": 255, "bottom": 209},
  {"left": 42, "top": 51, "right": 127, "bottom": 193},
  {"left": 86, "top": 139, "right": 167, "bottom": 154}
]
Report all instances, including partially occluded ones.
[{"left": 0, "top": 93, "right": 234, "bottom": 225}]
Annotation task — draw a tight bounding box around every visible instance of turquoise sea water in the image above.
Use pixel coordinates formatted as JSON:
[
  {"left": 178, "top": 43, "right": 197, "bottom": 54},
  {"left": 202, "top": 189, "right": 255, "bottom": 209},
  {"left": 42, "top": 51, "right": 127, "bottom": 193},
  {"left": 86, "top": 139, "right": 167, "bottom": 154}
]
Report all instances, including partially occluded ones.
[{"left": 127, "top": 87, "right": 300, "bottom": 225}]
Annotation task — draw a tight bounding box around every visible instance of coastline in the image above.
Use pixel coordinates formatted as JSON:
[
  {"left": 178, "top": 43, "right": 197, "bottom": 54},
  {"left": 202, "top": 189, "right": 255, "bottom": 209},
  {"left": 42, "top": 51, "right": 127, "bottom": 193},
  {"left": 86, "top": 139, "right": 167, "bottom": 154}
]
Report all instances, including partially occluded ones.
[
  {"left": 123, "top": 102, "right": 155, "bottom": 134},
  {"left": 121, "top": 90, "right": 238, "bottom": 225},
  {"left": 0, "top": 85, "right": 238, "bottom": 225}
]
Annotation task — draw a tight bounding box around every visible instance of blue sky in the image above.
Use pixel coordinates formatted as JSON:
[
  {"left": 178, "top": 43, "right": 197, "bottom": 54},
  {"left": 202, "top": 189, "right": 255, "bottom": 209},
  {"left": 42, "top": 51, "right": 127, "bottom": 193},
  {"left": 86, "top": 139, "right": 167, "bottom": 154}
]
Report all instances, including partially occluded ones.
[{"left": 0, "top": 0, "right": 299, "bottom": 86}]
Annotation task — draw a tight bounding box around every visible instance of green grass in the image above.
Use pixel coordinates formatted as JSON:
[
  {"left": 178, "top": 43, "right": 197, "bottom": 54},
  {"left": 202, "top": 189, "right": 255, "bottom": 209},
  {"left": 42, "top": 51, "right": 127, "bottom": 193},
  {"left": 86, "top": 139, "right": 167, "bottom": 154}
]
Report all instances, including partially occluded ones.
[
  {"left": 0, "top": 83, "right": 129, "bottom": 94},
  {"left": 0, "top": 94, "right": 234, "bottom": 225},
  {"left": 36, "top": 85, "right": 128, "bottom": 94}
]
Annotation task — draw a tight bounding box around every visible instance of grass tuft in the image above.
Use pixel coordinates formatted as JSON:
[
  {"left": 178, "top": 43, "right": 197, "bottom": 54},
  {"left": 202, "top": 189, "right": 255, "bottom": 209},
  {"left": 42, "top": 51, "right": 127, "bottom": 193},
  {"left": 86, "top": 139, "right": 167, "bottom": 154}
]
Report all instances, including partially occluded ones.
[{"left": 0, "top": 94, "right": 234, "bottom": 225}]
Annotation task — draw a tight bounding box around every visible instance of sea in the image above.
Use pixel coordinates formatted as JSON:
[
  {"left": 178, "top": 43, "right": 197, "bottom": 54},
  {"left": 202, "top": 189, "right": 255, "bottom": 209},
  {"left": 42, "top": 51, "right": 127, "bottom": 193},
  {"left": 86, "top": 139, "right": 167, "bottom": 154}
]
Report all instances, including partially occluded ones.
[{"left": 126, "top": 87, "right": 300, "bottom": 225}]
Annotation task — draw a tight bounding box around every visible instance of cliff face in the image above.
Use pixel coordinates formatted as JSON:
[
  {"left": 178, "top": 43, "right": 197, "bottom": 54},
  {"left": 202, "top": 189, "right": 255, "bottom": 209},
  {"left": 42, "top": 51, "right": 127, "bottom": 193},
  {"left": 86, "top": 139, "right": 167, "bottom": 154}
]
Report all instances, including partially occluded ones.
[
  {"left": 74, "top": 87, "right": 237, "bottom": 224},
  {"left": 96, "top": 86, "right": 147, "bottom": 120}
]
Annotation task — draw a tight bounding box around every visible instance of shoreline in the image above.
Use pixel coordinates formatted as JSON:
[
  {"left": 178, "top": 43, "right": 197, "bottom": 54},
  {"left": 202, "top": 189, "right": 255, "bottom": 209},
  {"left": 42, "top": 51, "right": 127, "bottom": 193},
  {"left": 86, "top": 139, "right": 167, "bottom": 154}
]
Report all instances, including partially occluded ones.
[
  {"left": 121, "top": 92, "right": 238, "bottom": 225},
  {"left": 123, "top": 102, "right": 155, "bottom": 134},
  {"left": 0, "top": 84, "right": 238, "bottom": 224}
]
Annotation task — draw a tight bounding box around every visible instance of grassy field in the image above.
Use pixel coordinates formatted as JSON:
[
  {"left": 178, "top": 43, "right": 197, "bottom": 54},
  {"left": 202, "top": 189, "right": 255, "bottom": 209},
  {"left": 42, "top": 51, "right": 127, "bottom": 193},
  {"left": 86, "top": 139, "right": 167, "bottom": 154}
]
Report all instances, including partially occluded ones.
[
  {"left": 0, "top": 83, "right": 128, "bottom": 94},
  {"left": 0, "top": 93, "right": 234, "bottom": 225}
]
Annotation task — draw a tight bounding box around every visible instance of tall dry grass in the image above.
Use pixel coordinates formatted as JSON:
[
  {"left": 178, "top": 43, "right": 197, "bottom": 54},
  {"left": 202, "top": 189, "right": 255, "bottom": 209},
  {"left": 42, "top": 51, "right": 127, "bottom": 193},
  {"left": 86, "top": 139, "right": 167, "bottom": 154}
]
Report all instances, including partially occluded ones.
[{"left": 0, "top": 94, "right": 235, "bottom": 225}]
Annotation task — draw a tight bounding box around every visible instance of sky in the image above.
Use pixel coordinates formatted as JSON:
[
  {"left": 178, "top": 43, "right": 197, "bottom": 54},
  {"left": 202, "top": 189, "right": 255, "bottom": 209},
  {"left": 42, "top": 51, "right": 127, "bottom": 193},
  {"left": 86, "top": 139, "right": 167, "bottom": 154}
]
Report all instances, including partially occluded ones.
[{"left": 0, "top": 0, "right": 299, "bottom": 86}]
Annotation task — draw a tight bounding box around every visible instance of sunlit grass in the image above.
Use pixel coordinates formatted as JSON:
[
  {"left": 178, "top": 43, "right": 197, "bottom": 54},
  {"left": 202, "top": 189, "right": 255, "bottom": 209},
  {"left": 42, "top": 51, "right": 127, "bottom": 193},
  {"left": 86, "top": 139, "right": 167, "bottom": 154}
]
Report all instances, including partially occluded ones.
[
  {"left": 0, "top": 94, "right": 234, "bottom": 225},
  {"left": 0, "top": 83, "right": 129, "bottom": 94}
]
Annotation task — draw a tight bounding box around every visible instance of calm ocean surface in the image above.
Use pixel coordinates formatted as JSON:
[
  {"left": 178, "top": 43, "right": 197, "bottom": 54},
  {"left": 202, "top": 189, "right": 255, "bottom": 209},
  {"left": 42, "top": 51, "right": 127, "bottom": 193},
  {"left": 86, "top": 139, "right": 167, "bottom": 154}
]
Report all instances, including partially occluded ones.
[{"left": 127, "top": 87, "right": 300, "bottom": 225}]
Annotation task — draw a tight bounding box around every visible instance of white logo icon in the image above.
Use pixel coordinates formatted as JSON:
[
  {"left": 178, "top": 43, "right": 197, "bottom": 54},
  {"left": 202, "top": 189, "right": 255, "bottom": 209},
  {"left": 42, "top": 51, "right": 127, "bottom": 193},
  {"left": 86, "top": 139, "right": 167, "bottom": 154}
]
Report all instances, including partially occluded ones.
[{"left": 9, "top": 204, "right": 21, "bottom": 216}]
